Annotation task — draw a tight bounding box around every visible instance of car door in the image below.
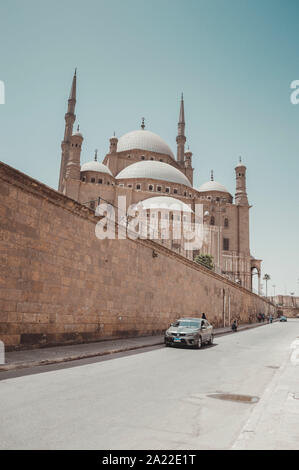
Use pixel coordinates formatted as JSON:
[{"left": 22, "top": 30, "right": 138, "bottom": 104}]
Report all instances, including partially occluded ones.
[
  {"left": 201, "top": 320, "right": 209, "bottom": 341},
  {"left": 205, "top": 321, "right": 212, "bottom": 341}
]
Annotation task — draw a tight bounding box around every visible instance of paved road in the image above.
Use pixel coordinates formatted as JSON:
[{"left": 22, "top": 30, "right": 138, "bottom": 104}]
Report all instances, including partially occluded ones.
[{"left": 0, "top": 320, "right": 298, "bottom": 450}]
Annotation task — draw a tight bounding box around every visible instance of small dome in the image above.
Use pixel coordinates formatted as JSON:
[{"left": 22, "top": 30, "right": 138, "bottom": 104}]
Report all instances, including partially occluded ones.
[
  {"left": 117, "top": 129, "right": 174, "bottom": 158},
  {"left": 81, "top": 161, "right": 113, "bottom": 175},
  {"left": 116, "top": 160, "right": 192, "bottom": 187},
  {"left": 198, "top": 180, "right": 231, "bottom": 194},
  {"left": 133, "top": 196, "right": 193, "bottom": 213}
]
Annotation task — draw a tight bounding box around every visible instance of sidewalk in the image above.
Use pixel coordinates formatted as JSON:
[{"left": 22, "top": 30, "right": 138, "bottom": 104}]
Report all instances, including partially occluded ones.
[
  {"left": 0, "top": 320, "right": 272, "bottom": 372},
  {"left": 232, "top": 336, "right": 299, "bottom": 449}
]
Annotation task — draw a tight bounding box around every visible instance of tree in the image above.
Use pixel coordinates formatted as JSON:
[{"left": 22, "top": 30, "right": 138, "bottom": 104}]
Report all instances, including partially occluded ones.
[
  {"left": 194, "top": 253, "right": 214, "bottom": 270},
  {"left": 263, "top": 274, "right": 271, "bottom": 297}
]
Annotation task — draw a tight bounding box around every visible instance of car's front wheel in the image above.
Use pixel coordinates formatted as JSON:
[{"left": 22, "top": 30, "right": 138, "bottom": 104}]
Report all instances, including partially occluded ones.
[
  {"left": 195, "top": 336, "right": 203, "bottom": 349},
  {"left": 208, "top": 334, "right": 214, "bottom": 345}
]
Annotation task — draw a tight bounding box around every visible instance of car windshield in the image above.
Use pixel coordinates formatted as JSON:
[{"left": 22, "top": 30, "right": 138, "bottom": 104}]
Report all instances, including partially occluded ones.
[{"left": 173, "top": 320, "right": 201, "bottom": 328}]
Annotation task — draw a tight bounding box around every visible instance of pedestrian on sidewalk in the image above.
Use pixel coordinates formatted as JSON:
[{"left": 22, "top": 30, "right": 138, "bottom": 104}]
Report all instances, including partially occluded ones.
[
  {"left": 201, "top": 313, "right": 207, "bottom": 320},
  {"left": 232, "top": 319, "right": 238, "bottom": 332}
]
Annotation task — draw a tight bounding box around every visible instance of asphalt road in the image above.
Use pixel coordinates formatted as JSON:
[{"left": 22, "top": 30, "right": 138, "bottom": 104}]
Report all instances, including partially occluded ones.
[{"left": 0, "top": 320, "right": 298, "bottom": 450}]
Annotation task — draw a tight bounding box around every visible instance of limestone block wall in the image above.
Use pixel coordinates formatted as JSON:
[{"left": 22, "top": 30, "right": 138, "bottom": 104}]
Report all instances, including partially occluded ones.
[{"left": 0, "top": 162, "right": 275, "bottom": 349}]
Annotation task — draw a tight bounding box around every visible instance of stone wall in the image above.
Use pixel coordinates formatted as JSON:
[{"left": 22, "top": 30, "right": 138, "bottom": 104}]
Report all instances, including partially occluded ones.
[{"left": 0, "top": 162, "right": 275, "bottom": 349}]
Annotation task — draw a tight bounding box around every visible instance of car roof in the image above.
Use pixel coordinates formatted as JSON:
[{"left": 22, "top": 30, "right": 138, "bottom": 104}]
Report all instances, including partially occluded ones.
[{"left": 177, "top": 318, "right": 203, "bottom": 321}]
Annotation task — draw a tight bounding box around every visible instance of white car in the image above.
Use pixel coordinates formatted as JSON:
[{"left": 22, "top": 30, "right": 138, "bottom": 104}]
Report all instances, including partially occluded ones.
[{"left": 165, "top": 318, "right": 214, "bottom": 349}]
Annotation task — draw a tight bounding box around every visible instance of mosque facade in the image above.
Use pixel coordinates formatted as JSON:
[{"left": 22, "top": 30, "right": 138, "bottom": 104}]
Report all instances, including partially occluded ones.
[{"left": 58, "top": 71, "right": 262, "bottom": 292}]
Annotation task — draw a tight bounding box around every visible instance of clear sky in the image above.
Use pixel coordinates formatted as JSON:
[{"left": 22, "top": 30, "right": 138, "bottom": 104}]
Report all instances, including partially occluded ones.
[{"left": 0, "top": 0, "right": 298, "bottom": 296}]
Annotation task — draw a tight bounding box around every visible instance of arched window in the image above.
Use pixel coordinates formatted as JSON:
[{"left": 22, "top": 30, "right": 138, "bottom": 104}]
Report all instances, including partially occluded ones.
[
  {"left": 224, "top": 218, "right": 229, "bottom": 227},
  {"left": 210, "top": 216, "right": 215, "bottom": 226}
]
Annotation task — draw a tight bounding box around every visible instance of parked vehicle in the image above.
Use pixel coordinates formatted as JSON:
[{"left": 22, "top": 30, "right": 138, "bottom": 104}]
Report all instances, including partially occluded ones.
[
  {"left": 279, "top": 316, "right": 287, "bottom": 322},
  {"left": 165, "top": 318, "right": 214, "bottom": 349}
]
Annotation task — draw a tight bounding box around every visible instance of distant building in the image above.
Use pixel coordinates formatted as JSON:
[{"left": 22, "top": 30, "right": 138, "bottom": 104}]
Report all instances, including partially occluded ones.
[{"left": 272, "top": 295, "right": 299, "bottom": 317}]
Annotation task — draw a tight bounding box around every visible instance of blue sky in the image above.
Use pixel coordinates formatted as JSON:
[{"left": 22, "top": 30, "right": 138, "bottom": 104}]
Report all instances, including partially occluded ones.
[{"left": 0, "top": 0, "right": 298, "bottom": 295}]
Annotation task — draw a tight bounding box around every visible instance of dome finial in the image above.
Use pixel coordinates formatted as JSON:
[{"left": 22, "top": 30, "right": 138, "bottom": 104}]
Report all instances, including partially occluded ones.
[
  {"left": 141, "top": 117, "right": 145, "bottom": 130},
  {"left": 239, "top": 155, "right": 242, "bottom": 163},
  {"left": 211, "top": 169, "right": 214, "bottom": 181},
  {"left": 77, "top": 124, "right": 80, "bottom": 132},
  {"left": 94, "top": 149, "right": 98, "bottom": 161}
]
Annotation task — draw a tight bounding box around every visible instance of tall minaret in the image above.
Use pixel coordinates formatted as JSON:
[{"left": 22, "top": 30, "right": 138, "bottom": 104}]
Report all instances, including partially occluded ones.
[
  {"left": 58, "top": 69, "right": 77, "bottom": 192},
  {"left": 176, "top": 93, "right": 186, "bottom": 165},
  {"left": 235, "top": 157, "right": 250, "bottom": 283},
  {"left": 235, "top": 157, "right": 249, "bottom": 205}
]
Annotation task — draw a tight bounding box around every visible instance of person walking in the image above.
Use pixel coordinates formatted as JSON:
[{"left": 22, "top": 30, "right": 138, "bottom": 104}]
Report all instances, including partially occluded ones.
[
  {"left": 232, "top": 319, "right": 238, "bottom": 332},
  {"left": 201, "top": 313, "right": 207, "bottom": 320}
]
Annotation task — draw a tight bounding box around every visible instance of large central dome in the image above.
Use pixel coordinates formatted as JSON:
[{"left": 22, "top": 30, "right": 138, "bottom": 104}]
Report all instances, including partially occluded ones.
[{"left": 117, "top": 130, "right": 174, "bottom": 158}]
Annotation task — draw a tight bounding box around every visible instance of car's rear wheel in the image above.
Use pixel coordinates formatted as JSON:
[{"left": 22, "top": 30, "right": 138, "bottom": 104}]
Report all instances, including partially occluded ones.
[{"left": 208, "top": 334, "right": 214, "bottom": 345}]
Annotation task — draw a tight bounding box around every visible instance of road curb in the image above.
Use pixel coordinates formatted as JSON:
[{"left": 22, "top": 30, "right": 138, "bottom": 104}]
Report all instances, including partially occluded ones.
[
  {"left": 0, "top": 321, "right": 276, "bottom": 372},
  {"left": 0, "top": 341, "right": 164, "bottom": 372}
]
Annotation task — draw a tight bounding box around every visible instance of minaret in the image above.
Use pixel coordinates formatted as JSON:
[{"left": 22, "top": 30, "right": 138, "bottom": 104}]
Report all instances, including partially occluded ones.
[
  {"left": 235, "top": 157, "right": 248, "bottom": 205},
  {"left": 235, "top": 157, "right": 250, "bottom": 285},
  {"left": 184, "top": 147, "right": 192, "bottom": 168},
  {"left": 58, "top": 69, "right": 77, "bottom": 192},
  {"left": 176, "top": 93, "right": 186, "bottom": 164},
  {"left": 109, "top": 132, "right": 118, "bottom": 153},
  {"left": 64, "top": 125, "right": 83, "bottom": 200},
  {"left": 65, "top": 125, "right": 83, "bottom": 181}
]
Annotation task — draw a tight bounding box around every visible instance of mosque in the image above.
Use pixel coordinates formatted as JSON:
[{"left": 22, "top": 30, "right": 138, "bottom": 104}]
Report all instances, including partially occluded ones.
[{"left": 58, "top": 71, "right": 262, "bottom": 292}]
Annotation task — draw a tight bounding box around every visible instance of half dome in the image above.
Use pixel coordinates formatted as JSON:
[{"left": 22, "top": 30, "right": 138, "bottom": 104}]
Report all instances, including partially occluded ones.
[
  {"left": 81, "top": 161, "right": 113, "bottom": 175},
  {"left": 117, "top": 130, "right": 174, "bottom": 158},
  {"left": 116, "top": 160, "right": 192, "bottom": 187},
  {"left": 133, "top": 196, "right": 193, "bottom": 213}
]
